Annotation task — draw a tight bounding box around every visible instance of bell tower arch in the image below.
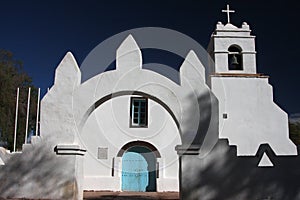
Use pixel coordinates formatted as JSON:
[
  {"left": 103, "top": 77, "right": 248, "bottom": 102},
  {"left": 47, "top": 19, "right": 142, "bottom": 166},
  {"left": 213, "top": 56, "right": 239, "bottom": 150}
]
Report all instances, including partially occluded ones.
[
  {"left": 228, "top": 45, "right": 243, "bottom": 70},
  {"left": 207, "top": 21, "right": 257, "bottom": 74}
]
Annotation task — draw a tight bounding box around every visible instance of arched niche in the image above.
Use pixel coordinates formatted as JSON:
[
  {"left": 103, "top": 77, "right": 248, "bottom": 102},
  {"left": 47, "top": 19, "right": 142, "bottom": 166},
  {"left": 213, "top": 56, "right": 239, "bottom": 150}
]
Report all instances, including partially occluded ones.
[{"left": 228, "top": 45, "right": 243, "bottom": 70}]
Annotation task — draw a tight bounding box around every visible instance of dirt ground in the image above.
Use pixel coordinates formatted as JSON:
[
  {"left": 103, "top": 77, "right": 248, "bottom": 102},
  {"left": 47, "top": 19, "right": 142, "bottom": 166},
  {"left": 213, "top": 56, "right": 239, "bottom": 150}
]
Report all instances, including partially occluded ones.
[
  {"left": 83, "top": 191, "right": 180, "bottom": 200},
  {"left": 0, "top": 192, "right": 180, "bottom": 200}
]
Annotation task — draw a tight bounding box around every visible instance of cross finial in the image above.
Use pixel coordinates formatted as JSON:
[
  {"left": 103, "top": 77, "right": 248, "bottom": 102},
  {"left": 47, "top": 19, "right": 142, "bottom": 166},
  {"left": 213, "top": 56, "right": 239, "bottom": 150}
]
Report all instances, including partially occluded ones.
[{"left": 222, "top": 4, "right": 235, "bottom": 24}]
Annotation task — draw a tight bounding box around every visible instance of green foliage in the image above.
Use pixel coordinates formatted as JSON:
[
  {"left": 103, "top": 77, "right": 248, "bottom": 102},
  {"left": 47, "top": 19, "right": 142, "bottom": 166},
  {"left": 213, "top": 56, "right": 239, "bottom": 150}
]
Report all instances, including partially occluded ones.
[
  {"left": 289, "top": 121, "right": 300, "bottom": 145},
  {"left": 0, "top": 49, "right": 38, "bottom": 151}
]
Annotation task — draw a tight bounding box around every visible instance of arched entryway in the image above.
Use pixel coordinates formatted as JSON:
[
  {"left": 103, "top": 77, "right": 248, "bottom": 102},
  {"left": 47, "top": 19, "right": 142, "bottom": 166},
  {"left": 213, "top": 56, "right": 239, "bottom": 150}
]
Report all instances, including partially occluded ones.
[{"left": 119, "top": 142, "right": 160, "bottom": 192}]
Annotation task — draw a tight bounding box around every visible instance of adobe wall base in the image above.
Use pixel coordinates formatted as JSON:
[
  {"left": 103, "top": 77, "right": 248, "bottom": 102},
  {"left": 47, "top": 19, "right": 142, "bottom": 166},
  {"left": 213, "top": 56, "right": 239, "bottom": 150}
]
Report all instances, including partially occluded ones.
[
  {"left": 179, "top": 139, "right": 300, "bottom": 200},
  {"left": 0, "top": 142, "right": 86, "bottom": 200}
]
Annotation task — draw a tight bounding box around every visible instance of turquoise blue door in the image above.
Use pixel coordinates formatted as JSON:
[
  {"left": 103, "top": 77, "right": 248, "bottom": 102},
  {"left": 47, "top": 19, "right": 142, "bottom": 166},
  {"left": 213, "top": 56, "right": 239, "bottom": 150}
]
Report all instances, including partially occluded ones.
[
  {"left": 122, "top": 151, "right": 148, "bottom": 191},
  {"left": 121, "top": 146, "right": 157, "bottom": 192}
]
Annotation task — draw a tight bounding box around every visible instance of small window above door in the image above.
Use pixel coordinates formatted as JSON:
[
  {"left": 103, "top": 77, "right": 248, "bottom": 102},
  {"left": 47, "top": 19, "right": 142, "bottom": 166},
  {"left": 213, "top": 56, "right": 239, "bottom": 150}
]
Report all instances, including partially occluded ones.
[{"left": 130, "top": 97, "right": 148, "bottom": 127}]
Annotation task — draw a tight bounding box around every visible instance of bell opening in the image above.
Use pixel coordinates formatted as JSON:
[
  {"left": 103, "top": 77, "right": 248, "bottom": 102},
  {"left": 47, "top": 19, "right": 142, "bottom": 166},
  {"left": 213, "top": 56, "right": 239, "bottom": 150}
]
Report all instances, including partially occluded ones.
[{"left": 228, "top": 46, "right": 243, "bottom": 70}]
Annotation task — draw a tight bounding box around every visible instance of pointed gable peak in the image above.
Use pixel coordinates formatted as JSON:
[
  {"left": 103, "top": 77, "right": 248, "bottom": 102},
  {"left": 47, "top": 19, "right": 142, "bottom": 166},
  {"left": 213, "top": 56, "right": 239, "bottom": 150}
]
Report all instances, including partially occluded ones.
[
  {"left": 116, "top": 34, "right": 142, "bottom": 71},
  {"left": 118, "top": 34, "right": 140, "bottom": 54},
  {"left": 180, "top": 50, "right": 206, "bottom": 84},
  {"left": 54, "top": 51, "right": 81, "bottom": 87}
]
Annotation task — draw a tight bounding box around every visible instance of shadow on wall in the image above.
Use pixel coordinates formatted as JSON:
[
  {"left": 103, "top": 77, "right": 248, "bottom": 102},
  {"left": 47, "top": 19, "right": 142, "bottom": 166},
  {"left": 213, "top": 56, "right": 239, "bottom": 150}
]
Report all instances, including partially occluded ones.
[
  {"left": 180, "top": 89, "right": 300, "bottom": 200},
  {"left": 181, "top": 139, "right": 300, "bottom": 200},
  {"left": 180, "top": 86, "right": 219, "bottom": 149},
  {"left": 0, "top": 140, "right": 78, "bottom": 199}
]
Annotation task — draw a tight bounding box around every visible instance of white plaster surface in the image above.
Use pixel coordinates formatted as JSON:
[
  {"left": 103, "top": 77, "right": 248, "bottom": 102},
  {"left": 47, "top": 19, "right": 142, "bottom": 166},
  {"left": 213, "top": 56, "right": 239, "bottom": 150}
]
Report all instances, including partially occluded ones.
[
  {"left": 0, "top": 139, "right": 83, "bottom": 200},
  {"left": 41, "top": 52, "right": 81, "bottom": 145},
  {"left": 207, "top": 22, "right": 256, "bottom": 74},
  {"left": 0, "top": 147, "right": 10, "bottom": 164},
  {"left": 258, "top": 152, "right": 274, "bottom": 167},
  {"left": 208, "top": 21, "right": 297, "bottom": 161},
  {"left": 211, "top": 76, "right": 297, "bottom": 156},
  {"left": 40, "top": 36, "right": 213, "bottom": 192},
  {"left": 0, "top": 157, "right": 4, "bottom": 165},
  {"left": 81, "top": 97, "right": 181, "bottom": 191},
  {"left": 116, "top": 34, "right": 142, "bottom": 71}
]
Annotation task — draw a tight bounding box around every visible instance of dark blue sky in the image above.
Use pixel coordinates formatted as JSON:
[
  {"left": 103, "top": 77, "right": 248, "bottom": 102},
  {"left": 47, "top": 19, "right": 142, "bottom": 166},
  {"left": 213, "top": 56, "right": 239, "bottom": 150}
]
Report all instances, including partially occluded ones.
[{"left": 0, "top": 0, "right": 299, "bottom": 114}]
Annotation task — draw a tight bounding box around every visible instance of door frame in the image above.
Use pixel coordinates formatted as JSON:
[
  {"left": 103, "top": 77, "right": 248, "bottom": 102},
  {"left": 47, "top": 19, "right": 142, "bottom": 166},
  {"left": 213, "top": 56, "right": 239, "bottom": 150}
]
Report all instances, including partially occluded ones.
[{"left": 118, "top": 141, "right": 161, "bottom": 192}]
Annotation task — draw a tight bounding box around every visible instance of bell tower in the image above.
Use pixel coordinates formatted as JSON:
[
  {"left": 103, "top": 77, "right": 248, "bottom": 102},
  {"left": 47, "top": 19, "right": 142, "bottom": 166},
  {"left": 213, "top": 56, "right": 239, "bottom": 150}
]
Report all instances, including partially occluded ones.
[
  {"left": 209, "top": 5, "right": 297, "bottom": 165},
  {"left": 207, "top": 5, "right": 257, "bottom": 74}
]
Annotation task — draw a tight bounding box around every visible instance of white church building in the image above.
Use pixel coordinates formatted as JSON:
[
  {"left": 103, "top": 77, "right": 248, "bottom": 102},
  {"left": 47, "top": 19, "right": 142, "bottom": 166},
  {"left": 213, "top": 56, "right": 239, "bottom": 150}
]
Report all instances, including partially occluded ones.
[
  {"left": 40, "top": 15, "right": 296, "bottom": 193},
  {"left": 0, "top": 6, "right": 298, "bottom": 200}
]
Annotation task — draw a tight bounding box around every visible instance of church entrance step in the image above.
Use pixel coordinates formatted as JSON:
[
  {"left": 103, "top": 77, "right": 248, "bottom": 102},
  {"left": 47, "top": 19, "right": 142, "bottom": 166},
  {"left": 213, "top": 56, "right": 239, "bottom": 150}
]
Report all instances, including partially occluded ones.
[{"left": 83, "top": 191, "right": 179, "bottom": 200}]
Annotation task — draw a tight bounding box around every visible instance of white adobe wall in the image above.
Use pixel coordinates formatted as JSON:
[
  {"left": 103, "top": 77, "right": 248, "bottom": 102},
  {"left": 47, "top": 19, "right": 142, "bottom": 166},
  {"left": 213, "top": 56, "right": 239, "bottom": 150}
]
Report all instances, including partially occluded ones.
[
  {"left": 211, "top": 76, "right": 297, "bottom": 156},
  {"left": 81, "top": 96, "right": 181, "bottom": 191},
  {"left": 208, "top": 21, "right": 297, "bottom": 159},
  {"left": 40, "top": 34, "right": 216, "bottom": 194}
]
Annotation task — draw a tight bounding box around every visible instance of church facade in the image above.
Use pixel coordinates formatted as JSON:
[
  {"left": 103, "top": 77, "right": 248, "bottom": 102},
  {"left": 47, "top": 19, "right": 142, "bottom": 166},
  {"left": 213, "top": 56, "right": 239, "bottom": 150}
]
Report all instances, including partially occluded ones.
[
  {"left": 39, "top": 19, "right": 296, "bottom": 194},
  {"left": 1, "top": 8, "right": 298, "bottom": 200}
]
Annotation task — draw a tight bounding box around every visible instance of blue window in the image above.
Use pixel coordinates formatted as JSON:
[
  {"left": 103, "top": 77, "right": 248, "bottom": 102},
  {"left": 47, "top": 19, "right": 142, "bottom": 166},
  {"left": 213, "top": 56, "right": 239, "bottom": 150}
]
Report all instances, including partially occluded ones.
[{"left": 130, "top": 97, "right": 148, "bottom": 127}]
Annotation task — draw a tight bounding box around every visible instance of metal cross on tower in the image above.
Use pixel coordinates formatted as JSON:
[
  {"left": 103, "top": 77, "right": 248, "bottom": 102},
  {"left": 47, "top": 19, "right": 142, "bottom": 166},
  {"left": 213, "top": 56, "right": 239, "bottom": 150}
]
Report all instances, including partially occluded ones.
[{"left": 222, "top": 4, "right": 235, "bottom": 24}]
